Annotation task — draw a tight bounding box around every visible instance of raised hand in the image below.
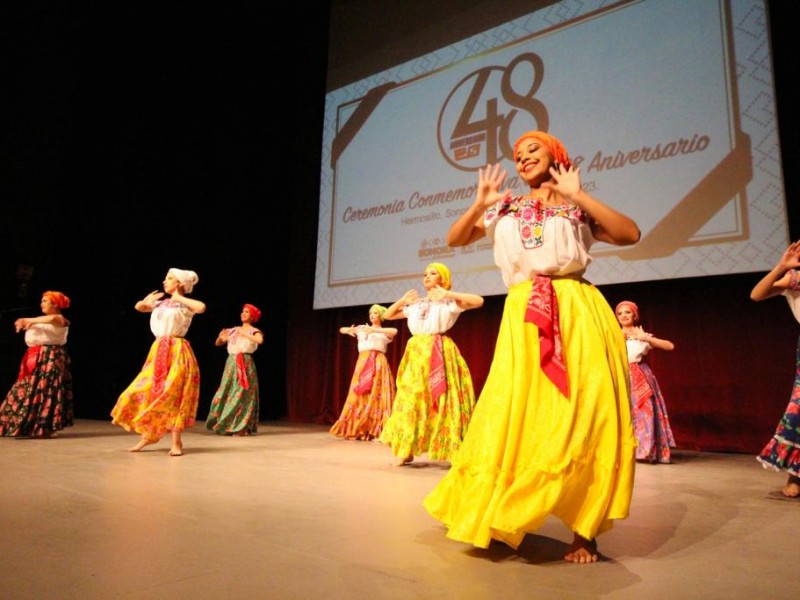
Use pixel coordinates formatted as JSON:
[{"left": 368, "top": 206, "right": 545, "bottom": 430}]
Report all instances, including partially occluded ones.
[
  {"left": 477, "top": 163, "right": 510, "bottom": 209},
  {"left": 779, "top": 240, "right": 800, "bottom": 271},
  {"left": 541, "top": 163, "right": 582, "bottom": 200},
  {"left": 142, "top": 290, "right": 164, "bottom": 308}
]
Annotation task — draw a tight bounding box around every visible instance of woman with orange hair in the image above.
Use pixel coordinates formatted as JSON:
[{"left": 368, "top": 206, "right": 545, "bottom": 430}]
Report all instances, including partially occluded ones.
[
  {"left": 206, "top": 303, "right": 264, "bottom": 436},
  {"left": 424, "top": 131, "right": 640, "bottom": 563},
  {"left": 615, "top": 300, "right": 676, "bottom": 464},
  {"left": 0, "top": 290, "right": 73, "bottom": 438},
  {"left": 379, "top": 262, "right": 484, "bottom": 466}
]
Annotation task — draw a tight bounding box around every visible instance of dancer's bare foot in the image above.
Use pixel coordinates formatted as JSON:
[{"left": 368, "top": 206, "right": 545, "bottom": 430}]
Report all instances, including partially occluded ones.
[
  {"left": 129, "top": 436, "right": 157, "bottom": 452},
  {"left": 564, "top": 534, "right": 599, "bottom": 563},
  {"left": 169, "top": 430, "right": 184, "bottom": 456},
  {"left": 781, "top": 475, "right": 800, "bottom": 498},
  {"left": 394, "top": 454, "right": 414, "bottom": 467}
]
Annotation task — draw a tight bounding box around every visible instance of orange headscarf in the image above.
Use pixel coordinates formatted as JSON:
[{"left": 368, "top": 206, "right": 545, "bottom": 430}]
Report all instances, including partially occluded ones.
[
  {"left": 513, "top": 131, "right": 572, "bottom": 170},
  {"left": 615, "top": 300, "right": 640, "bottom": 324},
  {"left": 43, "top": 291, "right": 70, "bottom": 310}
]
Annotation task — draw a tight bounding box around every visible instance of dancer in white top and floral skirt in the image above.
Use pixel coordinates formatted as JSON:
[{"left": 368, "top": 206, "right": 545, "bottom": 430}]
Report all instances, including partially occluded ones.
[
  {"left": 111, "top": 267, "right": 205, "bottom": 456},
  {"left": 379, "top": 262, "right": 483, "bottom": 466},
  {"left": 206, "top": 303, "right": 264, "bottom": 436},
  {"left": 615, "top": 300, "right": 676, "bottom": 464},
  {"left": 0, "top": 290, "right": 73, "bottom": 438},
  {"left": 750, "top": 240, "right": 800, "bottom": 498},
  {"left": 331, "top": 304, "right": 397, "bottom": 441}
]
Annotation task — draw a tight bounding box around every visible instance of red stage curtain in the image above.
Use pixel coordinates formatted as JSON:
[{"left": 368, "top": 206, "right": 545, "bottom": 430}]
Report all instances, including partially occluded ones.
[{"left": 286, "top": 273, "right": 797, "bottom": 454}]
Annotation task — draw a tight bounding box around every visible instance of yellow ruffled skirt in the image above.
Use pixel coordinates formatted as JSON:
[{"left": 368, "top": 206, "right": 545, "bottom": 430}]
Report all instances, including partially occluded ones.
[{"left": 423, "top": 278, "right": 636, "bottom": 548}]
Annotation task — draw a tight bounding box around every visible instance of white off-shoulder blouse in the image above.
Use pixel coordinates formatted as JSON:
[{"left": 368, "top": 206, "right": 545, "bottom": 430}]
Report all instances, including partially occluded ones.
[
  {"left": 403, "top": 299, "right": 463, "bottom": 335},
  {"left": 149, "top": 299, "right": 194, "bottom": 338},
  {"left": 485, "top": 196, "right": 595, "bottom": 287},
  {"left": 24, "top": 323, "right": 69, "bottom": 347},
  {"left": 356, "top": 330, "right": 392, "bottom": 353},
  {"left": 224, "top": 328, "right": 260, "bottom": 355}
]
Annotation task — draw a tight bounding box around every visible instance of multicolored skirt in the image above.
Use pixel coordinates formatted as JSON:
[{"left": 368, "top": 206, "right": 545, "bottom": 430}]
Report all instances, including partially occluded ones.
[
  {"left": 111, "top": 337, "right": 200, "bottom": 441},
  {"left": 0, "top": 345, "right": 73, "bottom": 438},
  {"left": 330, "top": 350, "right": 395, "bottom": 441},
  {"left": 206, "top": 353, "right": 260, "bottom": 435},
  {"left": 379, "top": 333, "right": 476, "bottom": 461},
  {"left": 630, "top": 361, "right": 676, "bottom": 463},
  {"left": 757, "top": 336, "right": 800, "bottom": 477}
]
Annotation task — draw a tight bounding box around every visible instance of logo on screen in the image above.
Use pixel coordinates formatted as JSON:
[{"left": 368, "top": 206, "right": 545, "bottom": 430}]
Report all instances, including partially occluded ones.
[{"left": 437, "top": 53, "right": 549, "bottom": 171}]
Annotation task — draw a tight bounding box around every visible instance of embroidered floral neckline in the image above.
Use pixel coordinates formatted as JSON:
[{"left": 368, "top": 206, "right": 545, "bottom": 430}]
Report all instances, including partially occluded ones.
[{"left": 484, "top": 195, "right": 588, "bottom": 249}]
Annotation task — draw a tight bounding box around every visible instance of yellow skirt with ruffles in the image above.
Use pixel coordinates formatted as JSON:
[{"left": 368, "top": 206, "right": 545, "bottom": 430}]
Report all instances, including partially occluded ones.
[
  {"left": 379, "top": 333, "right": 476, "bottom": 461},
  {"left": 423, "top": 278, "right": 636, "bottom": 549},
  {"left": 111, "top": 337, "right": 201, "bottom": 442}
]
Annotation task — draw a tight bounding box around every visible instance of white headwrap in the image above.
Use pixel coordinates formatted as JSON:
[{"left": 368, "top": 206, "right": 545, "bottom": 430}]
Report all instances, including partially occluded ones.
[{"left": 168, "top": 268, "right": 199, "bottom": 293}]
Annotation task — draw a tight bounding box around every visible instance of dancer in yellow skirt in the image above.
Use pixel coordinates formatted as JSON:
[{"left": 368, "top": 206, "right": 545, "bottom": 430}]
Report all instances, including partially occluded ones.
[
  {"left": 111, "top": 268, "right": 206, "bottom": 456},
  {"left": 379, "top": 262, "right": 483, "bottom": 466},
  {"left": 423, "top": 131, "right": 640, "bottom": 563}
]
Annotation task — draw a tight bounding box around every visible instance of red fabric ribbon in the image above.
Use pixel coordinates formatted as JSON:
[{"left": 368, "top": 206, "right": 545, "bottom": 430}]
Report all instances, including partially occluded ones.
[
  {"left": 353, "top": 351, "right": 377, "bottom": 395},
  {"left": 629, "top": 363, "right": 652, "bottom": 408},
  {"left": 18, "top": 346, "right": 42, "bottom": 379},
  {"left": 525, "top": 275, "right": 569, "bottom": 398},
  {"left": 152, "top": 337, "right": 174, "bottom": 398},
  {"left": 429, "top": 334, "right": 447, "bottom": 411},
  {"left": 236, "top": 353, "right": 250, "bottom": 390}
]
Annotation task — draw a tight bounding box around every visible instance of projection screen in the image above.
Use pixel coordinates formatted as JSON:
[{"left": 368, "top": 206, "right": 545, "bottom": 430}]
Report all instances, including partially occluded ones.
[{"left": 315, "top": 0, "right": 788, "bottom": 309}]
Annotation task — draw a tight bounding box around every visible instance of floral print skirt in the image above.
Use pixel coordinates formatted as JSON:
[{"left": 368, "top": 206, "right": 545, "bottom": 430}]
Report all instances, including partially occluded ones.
[
  {"left": 330, "top": 350, "right": 395, "bottom": 441},
  {"left": 206, "top": 353, "right": 260, "bottom": 435},
  {"left": 0, "top": 345, "right": 73, "bottom": 438},
  {"left": 757, "top": 336, "right": 800, "bottom": 477},
  {"left": 379, "top": 333, "right": 476, "bottom": 461},
  {"left": 111, "top": 337, "right": 200, "bottom": 442}
]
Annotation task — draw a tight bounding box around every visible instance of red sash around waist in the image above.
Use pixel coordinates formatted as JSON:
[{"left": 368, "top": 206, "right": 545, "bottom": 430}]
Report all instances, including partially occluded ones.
[{"left": 525, "top": 275, "right": 569, "bottom": 398}]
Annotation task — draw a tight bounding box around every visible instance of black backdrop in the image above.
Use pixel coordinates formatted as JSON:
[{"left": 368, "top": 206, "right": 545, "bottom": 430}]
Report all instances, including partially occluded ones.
[
  {"left": 1, "top": 1, "right": 797, "bottom": 426},
  {"left": 0, "top": 3, "right": 330, "bottom": 419}
]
